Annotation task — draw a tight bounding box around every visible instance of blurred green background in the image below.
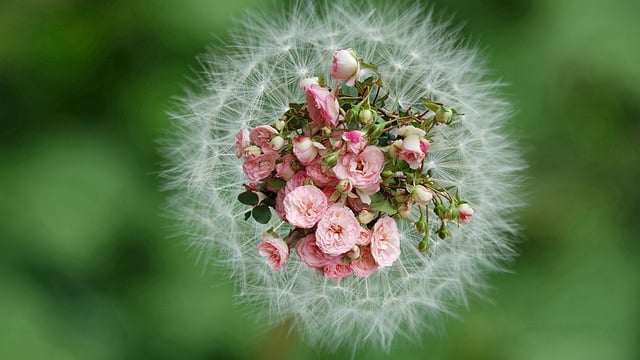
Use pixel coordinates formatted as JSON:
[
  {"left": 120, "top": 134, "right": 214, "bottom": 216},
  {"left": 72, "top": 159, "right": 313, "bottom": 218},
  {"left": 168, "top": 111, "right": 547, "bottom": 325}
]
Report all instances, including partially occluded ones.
[{"left": 1, "top": 0, "right": 638, "bottom": 359}]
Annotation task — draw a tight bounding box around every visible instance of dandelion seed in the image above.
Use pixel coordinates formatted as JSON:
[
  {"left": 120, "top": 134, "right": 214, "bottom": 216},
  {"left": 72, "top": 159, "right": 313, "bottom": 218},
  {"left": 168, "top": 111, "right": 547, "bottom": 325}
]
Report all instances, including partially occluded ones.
[{"left": 163, "top": 0, "right": 524, "bottom": 352}]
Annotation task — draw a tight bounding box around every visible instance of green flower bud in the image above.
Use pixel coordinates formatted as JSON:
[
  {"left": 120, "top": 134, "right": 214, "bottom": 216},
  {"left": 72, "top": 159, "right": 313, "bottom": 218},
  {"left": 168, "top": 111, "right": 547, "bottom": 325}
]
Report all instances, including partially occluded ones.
[
  {"left": 418, "top": 235, "right": 430, "bottom": 252},
  {"left": 359, "top": 109, "right": 374, "bottom": 124},
  {"left": 436, "top": 107, "right": 453, "bottom": 124}
]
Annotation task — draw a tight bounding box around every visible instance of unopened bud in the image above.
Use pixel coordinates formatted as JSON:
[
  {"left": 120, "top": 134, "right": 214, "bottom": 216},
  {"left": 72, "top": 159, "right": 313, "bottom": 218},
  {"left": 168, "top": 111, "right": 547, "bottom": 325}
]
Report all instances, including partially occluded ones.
[
  {"left": 388, "top": 139, "right": 403, "bottom": 159},
  {"left": 322, "top": 150, "right": 341, "bottom": 168},
  {"left": 418, "top": 235, "right": 430, "bottom": 252},
  {"left": 347, "top": 245, "right": 361, "bottom": 260},
  {"left": 358, "top": 209, "right": 377, "bottom": 225},
  {"left": 336, "top": 178, "right": 353, "bottom": 194},
  {"left": 457, "top": 203, "right": 474, "bottom": 224},
  {"left": 274, "top": 119, "right": 286, "bottom": 131},
  {"left": 415, "top": 216, "right": 428, "bottom": 234},
  {"left": 397, "top": 202, "right": 412, "bottom": 218},
  {"left": 437, "top": 224, "right": 450, "bottom": 239},
  {"left": 436, "top": 107, "right": 453, "bottom": 124},
  {"left": 244, "top": 145, "right": 261, "bottom": 158},
  {"left": 412, "top": 185, "right": 433, "bottom": 205},
  {"left": 269, "top": 136, "right": 285, "bottom": 151},
  {"left": 359, "top": 109, "right": 374, "bottom": 124}
]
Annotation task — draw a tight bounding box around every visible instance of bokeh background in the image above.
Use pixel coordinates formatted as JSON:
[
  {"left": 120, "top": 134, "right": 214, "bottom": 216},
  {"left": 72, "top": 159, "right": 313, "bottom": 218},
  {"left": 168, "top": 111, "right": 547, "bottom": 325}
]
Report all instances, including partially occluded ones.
[{"left": 1, "top": 0, "right": 638, "bottom": 359}]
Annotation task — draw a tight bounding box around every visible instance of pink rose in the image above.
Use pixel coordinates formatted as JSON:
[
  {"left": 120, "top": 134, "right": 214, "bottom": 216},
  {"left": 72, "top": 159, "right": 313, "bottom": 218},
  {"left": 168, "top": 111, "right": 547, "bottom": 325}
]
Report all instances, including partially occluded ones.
[
  {"left": 249, "top": 125, "right": 278, "bottom": 152},
  {"left": 315, "top": 206, "right": 361, "bottom": 256},
  {"left": 256, "top": 232, "right": 289, "bottom": 271},
  {"left": 305, "top": 159, "right": 338, "bottom": 187},
  {"left": 323, "top": 262, "right": 352, "bottom": 281},
  {"left": 399, "top": 135, "right": 429, "bottom": 170},
  {"left": 276, "top": 154, "right": 297, "bottom": 181},
  {"left": 242, "top": 152, "right": 278, "bottom": 182},
  {"left": 235, "top": 128, "right": 250, "bottom": 158},
  {"left": 333, "top": 145, "right": 384, "bottom": 189},
  {"left": 296, "top": 234, "right": 342, "bottom": 268},
  {"left": 293, "top": 136, "right": 323, "bottom": 165},
  {"left": 342, "top": 130, "right": 367, "bottom": 154},
  {"left": 370, "top": 216, "right": 401, "bottom": 267},
  {"left": 283, "top": 185, "right": 328, "bottom": 228},
  {"left": 350, "top": 246, "right": 379, "bottom": 278},
  {"left": 457, "top": 203, "right": 474, "bottom": 224},
  {"left": 356, "top": 226, "right": 371, "bottom": 246},
  {"left": 302, "top": 81, "right": 340, "bottom": 127},
  {"left": 331, "top": 49, "right": 360, "bottom": 86}
]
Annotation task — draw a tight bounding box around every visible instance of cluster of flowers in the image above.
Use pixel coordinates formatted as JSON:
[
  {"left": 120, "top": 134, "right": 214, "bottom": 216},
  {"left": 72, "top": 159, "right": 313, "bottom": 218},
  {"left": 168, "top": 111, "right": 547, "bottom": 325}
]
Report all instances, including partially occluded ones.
[{"left": 236, "top": 49, "right": 473, "bottom": 280}]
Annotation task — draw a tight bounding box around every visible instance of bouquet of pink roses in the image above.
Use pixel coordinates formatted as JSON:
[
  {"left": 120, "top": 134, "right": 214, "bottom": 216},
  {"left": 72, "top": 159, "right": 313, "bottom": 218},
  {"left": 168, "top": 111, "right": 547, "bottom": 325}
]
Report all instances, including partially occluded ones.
[{"left": 236, "top": 49, "right": 473, "bottom": 280}]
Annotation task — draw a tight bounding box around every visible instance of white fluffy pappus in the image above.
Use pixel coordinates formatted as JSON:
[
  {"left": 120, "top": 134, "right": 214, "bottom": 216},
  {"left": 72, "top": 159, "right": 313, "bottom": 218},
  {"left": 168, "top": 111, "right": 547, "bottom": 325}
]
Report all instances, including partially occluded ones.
[{"left": 163, "top": 0, "right": 524, "bottom": 351}]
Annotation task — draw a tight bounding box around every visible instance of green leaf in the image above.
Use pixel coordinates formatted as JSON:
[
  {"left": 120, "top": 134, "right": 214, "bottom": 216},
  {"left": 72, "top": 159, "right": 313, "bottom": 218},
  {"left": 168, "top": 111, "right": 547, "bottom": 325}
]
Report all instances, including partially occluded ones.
[
  {"left": 244, "top": 211, "right": 252, "bottom": 221},
  {"left": 268, "top": 179, "right": 286, "bottom": 189},
  {"left": 369, "top": 193, "right": 398, "bottom": 215},
  {"left": 252, "top": 205, "right": 272, "bottom": 224},
  {"left": 238, "top": 191, "right": 259, "bottom": 206}
]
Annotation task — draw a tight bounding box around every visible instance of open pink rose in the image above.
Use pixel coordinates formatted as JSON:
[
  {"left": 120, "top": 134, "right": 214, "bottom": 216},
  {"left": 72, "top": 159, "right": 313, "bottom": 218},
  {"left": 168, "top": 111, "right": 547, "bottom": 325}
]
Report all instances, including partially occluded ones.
[
  {"left": 256, "top": 232, "right": 289, "bottom": 270},
  {"left": 315, "top": 206, "right": 361, "bottom": 256},
  {"left": 356, "top": 226, "right": 371, "bottom": 246},
  {"left": 323, "top": 262, "right": 352, "bottom": 281},
  {"left": 235, "top": 128, "right": 250, "bottom": 158},
  {"left": 296, "top": 233, "right": 342, "bottom": 268},
  {"left": 302, "top": 80, "right": 340, "bottom": 127},
  {"left": 331, "top": 49, "right": 360, "bottom": 86},
  {"left": 283, "top": 185, "right": 328, "bottom": 228},
  {"left": 370, "top": 216, "right": 401, "bottom": 267},
  {"left": 242, "top": 152, "right": 278, "bottom": 182},
  {"left": 350, "top": 246, "right": 378, "bottom": 278},
  {"left": 306, "top": 158, "right": 338, "bottom": 187},
  {"left": 249, "top": 125, "right": 278, "bottom": 152},
  {"left": 333, "top": 145, "right": 384, "bottom": 189},
  {"left": 399, "top": 135, "right": 429, "bottom": 170}
]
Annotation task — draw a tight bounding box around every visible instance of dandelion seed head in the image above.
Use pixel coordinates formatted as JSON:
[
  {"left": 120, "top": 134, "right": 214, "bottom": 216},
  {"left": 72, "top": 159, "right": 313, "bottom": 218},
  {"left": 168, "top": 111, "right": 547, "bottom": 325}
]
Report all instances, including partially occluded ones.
[{"left": 164, "top": 0, "right": 524, "bottom": 351}]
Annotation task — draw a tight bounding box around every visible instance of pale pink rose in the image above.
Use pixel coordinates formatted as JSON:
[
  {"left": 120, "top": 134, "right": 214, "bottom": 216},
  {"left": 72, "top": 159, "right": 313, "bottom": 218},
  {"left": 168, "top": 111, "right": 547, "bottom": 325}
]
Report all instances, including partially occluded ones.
[
  {"left": 235, "top": 128, "right": 250, "bottom": 158},
  {"left": 296, "top": 234, "right": 342, "bottom": 268},
  {"left": 315, "top": 206, "right": 361, "bottom": 256},
  {"left": 293, "top": 136, "right": 321, "bottom": 165},
  {"left": 269, "top": 136, "right": 285, "bottom": 151},
  {"left": 242, "top": 152, "right": 278, "bottom": 182},
  {"left": 350, "top": 246, "right": 378, "bottom": 278},
  {"left": 283, "top": 185, "right": 328, "bottom": 228},
  {"left": 305, "top": 159, "right": 338, "bottom": 187},
  {"left": 323, "top": 262, "right": 352, "bottom": 281},
  {"left": 284, "top": 170, "right": 308, "bottom": 194},
  {"left": 300, "top": 77, "right": 319, "bottom": 91},
  {"left": 412, "top": 185, "right": 433, "bottom": 205},
  {"left": 333, "top": 145, "right": 384, "bottom": 189},
  {"left": 331, "top": 49, "right": 360, "bottom": 86},
  {"left": 457, "top": 203, "right": 474, "bottom": 224},
  {"left": 399, "top": 135, "right": 429, "bottom": 170},
  {"left": 370, "top": 216, "right": 401, "bottom": 267},
  {"left": 275, "top": 189, "right": 286, "bottom": 220},
  {"left": 276, "top": 154, "right": 297, "bottom": 181},
  {"left": 356, "top": 226, "right": 371, "bottom": 246},
  {"left": 303, "top": 83, "right": 340, "bottom": 127},
  {"left": 397, "top": 125, "right": 426, "bottom": 137},
  {"left": 256, "top": 232, "right": 289, "bottom": 271},
  {"left": 249, "top": 125, "right": 278, "bottom": 152},
  {"left": 342, "top": 130, "right": 367, "bottom": 154}
]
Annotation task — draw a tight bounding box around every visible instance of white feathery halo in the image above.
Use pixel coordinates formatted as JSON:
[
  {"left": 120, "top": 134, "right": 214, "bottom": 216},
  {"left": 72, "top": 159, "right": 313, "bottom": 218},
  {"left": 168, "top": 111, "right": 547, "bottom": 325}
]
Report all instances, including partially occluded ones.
[{"left": 164, "top": 0, "right": 523, "bottom": 351}]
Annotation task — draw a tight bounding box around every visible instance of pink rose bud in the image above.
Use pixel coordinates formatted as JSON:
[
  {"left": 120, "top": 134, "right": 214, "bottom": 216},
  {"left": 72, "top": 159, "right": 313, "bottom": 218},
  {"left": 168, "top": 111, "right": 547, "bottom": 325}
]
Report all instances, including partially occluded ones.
[
  {"left": 457, "top": 203, "right": 474, "bottom": 224},
  {"left": 398, "top": 135, "right": 429, "bottom": 170},
  {"left": 336, "top": 178, "right": 353, "bottom": 194},
  {"left": 357, "top": 209, "right": 378, "bottom": 225},
  {"left": 275, "top": 154, "right": 296, "bottom": 181},
  {"left": 397, "top": 201, "right": 412, "bottom": 218},
  {"left": 342, "top": 130, "right": 367, "bottom": 154},
  {"left": 300, "top": 77, "right": 319, "bottom": 91},
  {"left": 256, "top": 232, "right": 290, "bottom": 271},
  {"left": 388, "top": 139, "right": 403, "bottom": 160},
  {"left": 412, "top": 185, "right": 433, "bottom": 205},
  {"left": 293, "top": 136, "right": 318, "bottom": 165},
  {"left": 235, "top": 128, "right": 250, "bottom": 158},
  {"left": 269, "top": 136, "right": 285, "bottom": 151},
  {"left": 331, "top": 49, "right": 360, "bottom": 86},
  {"left": 397, "top": 125, "right": 426, "bottom": 138},
  {"left": 302, "top": 82, "right": 340, "bottom": 127}
]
